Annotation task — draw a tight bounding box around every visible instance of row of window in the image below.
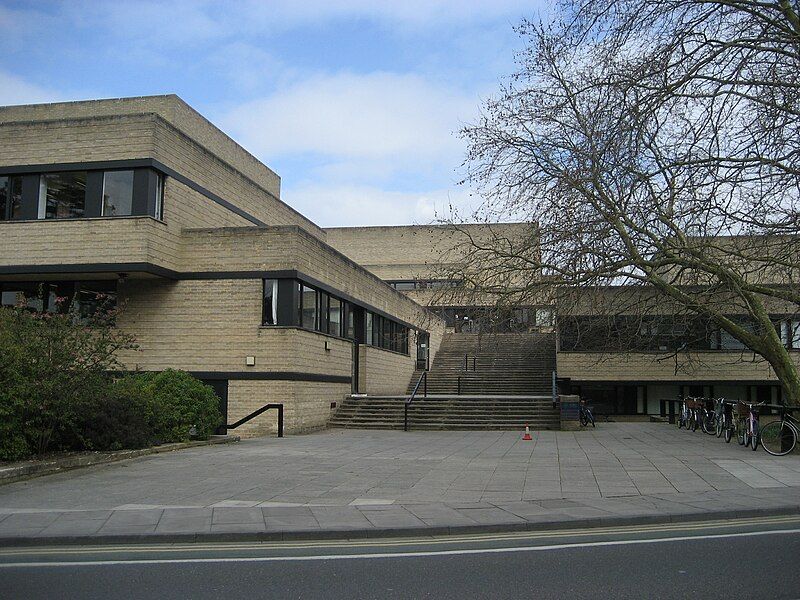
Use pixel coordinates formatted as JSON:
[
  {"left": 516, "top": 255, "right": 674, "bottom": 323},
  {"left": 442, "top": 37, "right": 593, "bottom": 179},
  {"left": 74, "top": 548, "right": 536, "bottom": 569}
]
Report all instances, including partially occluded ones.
[
  {"left": 0, "top": 168, "right": 164, "bottom": 222},
  {"left": 560, "top": 315, "right": 800, "bottom": 352},
  {"left": 262, "top": 278, "right": 411, "bottom": 354},
  {"left": 366, "top": 312, "right": 410, "bottom": 354},
  {"left": 387, "top": 279, "right": 462, "bottom": 291},
  {"left": 0, "top": 281, "right": 117, "bottom": 319}
]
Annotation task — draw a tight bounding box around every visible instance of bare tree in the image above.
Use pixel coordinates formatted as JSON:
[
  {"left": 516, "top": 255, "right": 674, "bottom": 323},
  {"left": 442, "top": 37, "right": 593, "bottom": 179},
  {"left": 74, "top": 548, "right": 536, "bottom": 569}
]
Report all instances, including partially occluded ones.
[{"left": 456, "top": 1, "right": 800, "bottom": 402}]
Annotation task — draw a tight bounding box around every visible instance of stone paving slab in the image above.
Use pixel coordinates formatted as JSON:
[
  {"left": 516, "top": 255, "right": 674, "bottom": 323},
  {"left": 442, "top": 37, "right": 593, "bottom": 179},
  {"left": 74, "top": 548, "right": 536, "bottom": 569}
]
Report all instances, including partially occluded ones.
[{"left": 1, "top": 423, "right": 799, "bottom": 545}]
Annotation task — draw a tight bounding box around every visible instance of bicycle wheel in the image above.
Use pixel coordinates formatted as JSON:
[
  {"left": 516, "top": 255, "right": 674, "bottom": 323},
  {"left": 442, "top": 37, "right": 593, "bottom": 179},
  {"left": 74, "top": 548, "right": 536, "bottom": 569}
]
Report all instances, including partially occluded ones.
[
  {"left": 703, "top": 411, "right": 716, "bottom": 435},
  {"left": 715, "top": 415, "right": 723, "bottom": 438},
  {"left": 724, "top": 424, "right": 732, "bottom": 443},
  {"left": 751, "top": 421, "right": 760, "bottom": 451},
  {"left": 580, "top": 412, "right": 588, "bottom": 427},
  {"left": 677, "top": 412, "right": 684, "bottom": 429},
  {"left": 690, "top": 412, "right": 698, "bottom": 432},
  {"left": 589, "top": 412, "right": 595, "bottom": 428},
  {"left": 737, "top": 421, "right": 746, "bottom": 445},
  {"left": 760, "top": 421, "right": 798, "bottom": 456}
]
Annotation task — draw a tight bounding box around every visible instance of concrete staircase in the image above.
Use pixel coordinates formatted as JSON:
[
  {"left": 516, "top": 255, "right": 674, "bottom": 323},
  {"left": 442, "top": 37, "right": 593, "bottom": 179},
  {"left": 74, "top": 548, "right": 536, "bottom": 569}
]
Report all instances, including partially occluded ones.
[
  {"left": 329, "top": 333, "right": 560, "bottom": 430},
  {"left": 409, "top": 332, "right": 556, "bottom": 396},
  {"left": 328, "top": 395, "right": 560, "bottom": 430}
]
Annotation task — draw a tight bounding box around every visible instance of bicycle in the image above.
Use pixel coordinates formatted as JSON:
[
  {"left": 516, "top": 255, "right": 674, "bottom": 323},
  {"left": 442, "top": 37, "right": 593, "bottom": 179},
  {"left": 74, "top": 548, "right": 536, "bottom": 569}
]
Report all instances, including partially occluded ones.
[
  {"left": 715, "top": 399, "right": 736, "bottom": 443},
  {"left": 579, "top": 401, "right": 595, "bottom": 428},
  {"left": 759, "top": 407, "right": 799, "bottom": 456},
  {"left": 736, "top": 401, "right": 763, "bottom": 451},
  {"left": 677, "top": 398, "right": 692, "bottom": 430},
  {"left": 698, "top": 399, "right": 717, "bottom": 435}
]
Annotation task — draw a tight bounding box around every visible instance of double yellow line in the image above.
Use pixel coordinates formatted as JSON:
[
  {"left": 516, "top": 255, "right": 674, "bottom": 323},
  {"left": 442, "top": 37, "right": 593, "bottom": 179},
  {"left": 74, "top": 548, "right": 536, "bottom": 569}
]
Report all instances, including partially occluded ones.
[{"left": 1, "top": 514, "right": 799, "bottom": 558}]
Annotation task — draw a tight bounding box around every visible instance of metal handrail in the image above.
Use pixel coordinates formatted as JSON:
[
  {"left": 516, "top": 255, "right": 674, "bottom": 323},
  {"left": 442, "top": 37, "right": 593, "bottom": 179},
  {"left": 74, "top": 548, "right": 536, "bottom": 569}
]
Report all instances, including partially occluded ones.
[
  {"left": 463, "top": 354, "right": 477, "bottom": 371},
  {"left": 404, "top": 371, "right": 427, "bottom": 431},
  {"left": 227, "top": 403, "right": 284, "bottom": 437}
]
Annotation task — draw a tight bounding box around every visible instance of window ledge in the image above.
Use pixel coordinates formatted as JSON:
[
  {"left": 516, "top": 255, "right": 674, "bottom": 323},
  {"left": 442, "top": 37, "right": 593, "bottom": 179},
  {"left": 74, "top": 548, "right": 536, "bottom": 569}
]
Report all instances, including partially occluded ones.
[{"left": 0, "top": 215, "right": 166, "bottom": 225}]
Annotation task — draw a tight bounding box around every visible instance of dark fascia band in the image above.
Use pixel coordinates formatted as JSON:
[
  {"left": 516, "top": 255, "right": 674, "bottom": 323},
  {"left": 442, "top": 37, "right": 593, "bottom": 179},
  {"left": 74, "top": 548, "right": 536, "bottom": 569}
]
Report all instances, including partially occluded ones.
[
  {"left": 0, "top": 265, "right": 418, "bottom": 330},
  {"left": 188, "top": 371, "right": 351, "bottom": 383},
  {"left": 0, "top": 158, "right": 267, "bottom": 227}
]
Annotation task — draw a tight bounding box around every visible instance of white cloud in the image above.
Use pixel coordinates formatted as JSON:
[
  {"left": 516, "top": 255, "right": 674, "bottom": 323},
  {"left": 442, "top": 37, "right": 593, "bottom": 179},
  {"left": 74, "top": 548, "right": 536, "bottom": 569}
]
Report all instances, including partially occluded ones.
[
  {"left": 282, "top": 183, "right": 478, "bottom": 227},
  {"left": 0, "top": 71, "right": 64, "bottom": 106},
  {"left": 221, "top": 71, "right": 476, "bottom": 164}
]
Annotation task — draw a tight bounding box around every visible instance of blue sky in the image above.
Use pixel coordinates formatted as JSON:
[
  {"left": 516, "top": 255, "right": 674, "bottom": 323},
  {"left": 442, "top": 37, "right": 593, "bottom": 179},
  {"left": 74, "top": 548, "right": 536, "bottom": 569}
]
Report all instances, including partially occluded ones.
[{"left": 0, "top": 1, "right": 547, "bottom": 226}]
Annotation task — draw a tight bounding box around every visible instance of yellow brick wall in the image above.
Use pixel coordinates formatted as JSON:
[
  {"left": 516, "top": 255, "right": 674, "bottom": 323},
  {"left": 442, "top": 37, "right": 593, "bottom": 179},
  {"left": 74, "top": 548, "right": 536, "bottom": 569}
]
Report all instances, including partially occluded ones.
[{"left": 228, "top": 380, "right": 350, "bottom": 437}]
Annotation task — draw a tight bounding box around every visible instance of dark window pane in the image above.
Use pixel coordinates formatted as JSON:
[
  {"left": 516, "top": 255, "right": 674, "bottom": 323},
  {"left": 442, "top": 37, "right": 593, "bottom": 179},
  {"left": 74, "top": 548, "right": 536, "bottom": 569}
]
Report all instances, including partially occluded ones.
[
  {"left": 263, "top": 279, "right": 278, "bottom": 325},
  {"left": 154, "top": 173, "right": 164, "bottom": 219},
  {"left": 9, "top": 176, "right": 23, "bottom": 220},
  {"left": 301, "top": 285, "right": 316, "bottom": 329},
  {"left": 345, "top": 303, "right": 355, "bottom": 339},
  {"left": 366, "top": 312, "right": 373, "bottom": 344},
  {"left": 382, "top": 317, "right": 391, "bottom": 349},
  {"left": 1, "top": 282, "right": 43, "bottom": 311},
  {"left": 0, "top": 176, "right": 6, "bottom": 220},
  {"left": 102, "top": 170, "right": 134, "bottom": 216},
  {"left": 329, "top": 296, "right": 341, "bottom": 336},
  {"left": 0, "top": 176, "right": 24, "bottom": 220},
  {"left": 74, "top": 281, "right": 117, "bottom": 320},
  {"left": 391, "top": 281, "right": 416, "bottom": 291},
  {"left": 39, "top": 172, "right": 86, "bottom": 219}
]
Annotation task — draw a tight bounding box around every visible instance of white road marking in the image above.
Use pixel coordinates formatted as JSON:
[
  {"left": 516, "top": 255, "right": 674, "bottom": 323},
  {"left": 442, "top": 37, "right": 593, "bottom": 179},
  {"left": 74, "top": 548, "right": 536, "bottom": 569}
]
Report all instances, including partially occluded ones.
[{"left": 1, "top": 527, "right": 799, "bottom": 568}]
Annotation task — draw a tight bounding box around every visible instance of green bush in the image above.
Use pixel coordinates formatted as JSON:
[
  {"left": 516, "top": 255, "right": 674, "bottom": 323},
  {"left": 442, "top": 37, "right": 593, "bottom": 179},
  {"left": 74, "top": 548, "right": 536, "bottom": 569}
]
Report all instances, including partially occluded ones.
[
  {"left": 75, "top": 376, "right": 156, "bottom": 451},
  {"left": 144, "top": 370, "right": 222, "bottom": 443},
  {"left": 0, "top": 302, "right": 222, "bottom": 460}
]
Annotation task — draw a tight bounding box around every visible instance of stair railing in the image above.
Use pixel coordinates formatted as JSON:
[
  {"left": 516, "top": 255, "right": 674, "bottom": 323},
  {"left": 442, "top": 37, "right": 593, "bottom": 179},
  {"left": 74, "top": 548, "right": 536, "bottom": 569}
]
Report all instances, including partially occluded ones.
[
  {"left": 404, "top": 371, "right": 427, "bottom": 432},
  {"left": 463, "top": 354, "right": 477, "bottom": 371},
  {"left": 227, "top": 403, "right": 284, "bottom": 437}
]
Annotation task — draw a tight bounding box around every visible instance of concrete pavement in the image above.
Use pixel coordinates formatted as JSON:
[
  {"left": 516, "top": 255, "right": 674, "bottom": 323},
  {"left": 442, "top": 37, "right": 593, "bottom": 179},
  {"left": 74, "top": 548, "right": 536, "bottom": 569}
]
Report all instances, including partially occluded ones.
[{"left": 1, "top": 423, "right": 800, "bottom": 544}]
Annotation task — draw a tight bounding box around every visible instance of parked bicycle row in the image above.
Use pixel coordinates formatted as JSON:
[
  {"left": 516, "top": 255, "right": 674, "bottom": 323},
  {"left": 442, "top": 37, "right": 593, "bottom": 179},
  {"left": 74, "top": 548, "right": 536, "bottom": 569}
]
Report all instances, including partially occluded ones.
[{"left": 675, "top": 396, "right": 799, "bottom": 456}]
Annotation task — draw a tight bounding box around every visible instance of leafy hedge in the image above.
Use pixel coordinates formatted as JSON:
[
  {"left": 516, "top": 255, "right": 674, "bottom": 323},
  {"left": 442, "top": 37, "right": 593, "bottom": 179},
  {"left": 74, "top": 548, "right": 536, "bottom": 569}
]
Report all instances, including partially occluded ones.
[{"left": 0, "top": 306, "right": 222, "bottom": 460}]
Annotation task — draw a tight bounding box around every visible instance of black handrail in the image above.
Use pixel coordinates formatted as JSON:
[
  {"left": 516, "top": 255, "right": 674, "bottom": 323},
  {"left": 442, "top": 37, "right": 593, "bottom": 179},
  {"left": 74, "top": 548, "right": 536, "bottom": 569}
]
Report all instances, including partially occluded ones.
[
  {"left": 227, "top": 403, "right": 284, "bottom": 437},
  {"left": 463, "top": 354, "right": 477, "bottom": 371},
  {"left": 404, "top": 371, "right": 427, "bottom": 432}
]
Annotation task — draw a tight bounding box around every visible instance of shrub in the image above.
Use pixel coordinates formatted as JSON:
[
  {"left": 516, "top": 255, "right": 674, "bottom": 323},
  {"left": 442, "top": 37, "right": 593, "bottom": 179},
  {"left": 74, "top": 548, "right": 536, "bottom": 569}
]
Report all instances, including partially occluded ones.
[
  {"left": 145, "top": 370, "right": 222, "bottom": 443},
  {"left": 75, "top": 376, "right": 156, "bottom": 451}
]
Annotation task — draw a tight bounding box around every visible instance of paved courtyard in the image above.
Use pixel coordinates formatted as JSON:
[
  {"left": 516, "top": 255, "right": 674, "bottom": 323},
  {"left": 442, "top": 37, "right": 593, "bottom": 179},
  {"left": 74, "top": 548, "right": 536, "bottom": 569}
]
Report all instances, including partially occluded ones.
[{"left": 2, "top": 423, "right": 800, "bottom": 541}]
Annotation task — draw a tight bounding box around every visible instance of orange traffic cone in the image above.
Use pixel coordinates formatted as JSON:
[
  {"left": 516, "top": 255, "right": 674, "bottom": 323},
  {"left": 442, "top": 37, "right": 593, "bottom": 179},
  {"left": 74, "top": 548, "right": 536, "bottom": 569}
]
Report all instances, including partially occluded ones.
[{"left": 522, "top": 425, "right": 532, "bottom": 441}]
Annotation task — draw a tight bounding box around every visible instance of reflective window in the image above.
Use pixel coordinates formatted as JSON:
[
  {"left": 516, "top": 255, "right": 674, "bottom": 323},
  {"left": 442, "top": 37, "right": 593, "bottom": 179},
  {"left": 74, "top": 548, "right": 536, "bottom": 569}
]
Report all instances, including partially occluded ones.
[
  {"left": 263, "top": 279, "right": 278, "bottom": 325},
  {"left": 0, "top": 176, "right": 23, "bottom": 220},
  {"left": 301, "top": 285, "right": 317, "bottom": 330},
  {"left": 102, "top": 170, "right": 134, "bottom": 216},
  {"left": 154, "top": 172, "right": 164, "bottom": 220},
  {"left": 366, "top": 312, "right": 373, "bottom": 344},
  {"left": 39, "top": 172, "right": 87, "bottom": 219},
  {"left": 329, "top": 296, "right": 341, "bottom": 336},
  {"left": 344, "top": 302, "right": 355, "bottom": 339}
]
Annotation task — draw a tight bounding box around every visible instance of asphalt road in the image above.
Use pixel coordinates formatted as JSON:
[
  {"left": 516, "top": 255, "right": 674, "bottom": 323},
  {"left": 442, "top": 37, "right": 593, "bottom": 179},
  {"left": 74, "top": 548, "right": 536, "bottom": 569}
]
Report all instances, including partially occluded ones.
[{"left": 2, "top": 516, "right": 800, "bottom": 599}]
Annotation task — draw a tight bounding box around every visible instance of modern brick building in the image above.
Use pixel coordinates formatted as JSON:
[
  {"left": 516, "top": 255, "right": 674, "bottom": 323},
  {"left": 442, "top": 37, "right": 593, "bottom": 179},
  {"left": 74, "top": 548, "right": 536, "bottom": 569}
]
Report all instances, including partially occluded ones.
[
  {"left": 1, "top": 94, "right": 791, "bottom": 431},
  {"left": 0, "top": 95, "right": 445, "bottom": 436}
]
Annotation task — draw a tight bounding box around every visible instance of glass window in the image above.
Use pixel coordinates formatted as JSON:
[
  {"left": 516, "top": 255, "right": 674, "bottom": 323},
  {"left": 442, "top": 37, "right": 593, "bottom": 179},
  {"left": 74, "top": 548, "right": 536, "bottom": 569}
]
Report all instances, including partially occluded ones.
[
  {"left": 366, "top": 312, "right": 373, "bottom": 345},
  {"left": 0, "top": 176, "right": 23, "bottom": 220},
  {"left": 301, "top": 285, "right": 317, "bottom": 330},
  {"left": 535, "top": 308, "right": 554, "bottom": 326},
  {"left": 39, "top": 172, "right": 87, "bottom": 219},
  {"left": 392, "top": 281, "right": 416, "bottom": 291},
  {"left": 345, "top": 303, "right": 355, "bottom": 339},
  {"left": 719, "top": 329, "right": 746, "bottom": 350},
  {"left": 73, "top": 282, "right": 116, "bottom": 320},
  {"left": 317, "top": 291, "right": 329, "bottom": 332},
  {"left": 382, "top": 317, "right": 391, "bottom": 349},
  {"left": 0, "top": 176, "right": 6, "bottom": 220},
  {"left": 263, "top": 279, "right": 278, "bottom": 325},
  {"left": 329, "top": 296, "right": 342, "bottom": 336},
  {"left": 102, "top": 170, "right": 134, "bottom": 216},
  {"left": 154, "top": 172, "right": 164, "bottom": 220},
  {"left": 1, "top": 283, "right": 43, "bottom": 312}
]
